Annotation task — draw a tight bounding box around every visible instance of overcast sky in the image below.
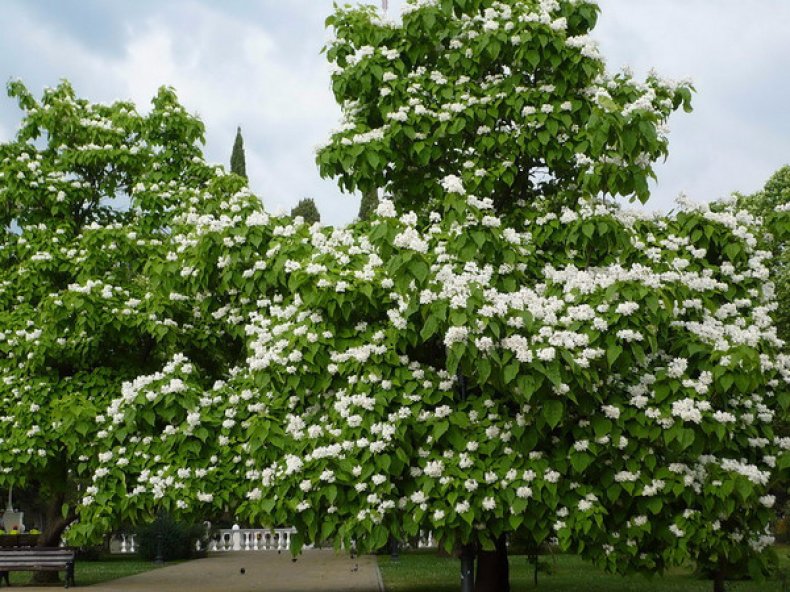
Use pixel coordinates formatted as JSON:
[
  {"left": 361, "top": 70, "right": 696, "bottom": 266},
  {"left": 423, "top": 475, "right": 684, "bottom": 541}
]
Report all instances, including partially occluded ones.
[{"left": 1, "top": 0, "right": 788, "bottom": 225}]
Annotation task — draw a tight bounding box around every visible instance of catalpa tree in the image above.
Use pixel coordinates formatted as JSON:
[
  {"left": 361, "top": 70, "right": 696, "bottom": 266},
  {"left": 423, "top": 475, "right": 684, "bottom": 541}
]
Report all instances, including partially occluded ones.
[
  {"left": 0, "top": 80, "right": 243, "bottom": 548},
  {"left": 68, "top": 1, "right": 787, "bottom": 592},
  {"left": 81, "top": 185, "right": 789, "bottom": 592}
]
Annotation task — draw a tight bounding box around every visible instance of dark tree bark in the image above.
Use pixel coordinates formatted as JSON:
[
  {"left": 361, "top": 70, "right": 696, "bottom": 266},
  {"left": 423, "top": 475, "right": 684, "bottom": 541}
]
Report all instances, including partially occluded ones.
[
  {"left": 712, "top": 569, "right": 726, "bottom": 592},
  {"left": 460, "top": 544, "right": 475, "bottom": 592},
  {"left": 33, "top": 496, "right": 75, "bottom": 584},
  {"left": 475, "top": 535, "right": 509, "bottom": 592},
  {"left": 32, "top": 481, "right": 76, "bottom": 584}
]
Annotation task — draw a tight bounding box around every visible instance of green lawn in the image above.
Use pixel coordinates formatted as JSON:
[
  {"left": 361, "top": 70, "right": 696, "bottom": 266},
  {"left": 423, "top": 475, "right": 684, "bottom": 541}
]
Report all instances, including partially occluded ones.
[
  {"left": 5, "top": 555, "right": 169, "bottom": 587},
  {"left": 379, "top": 550, "right": 790, "bottom": 592}
]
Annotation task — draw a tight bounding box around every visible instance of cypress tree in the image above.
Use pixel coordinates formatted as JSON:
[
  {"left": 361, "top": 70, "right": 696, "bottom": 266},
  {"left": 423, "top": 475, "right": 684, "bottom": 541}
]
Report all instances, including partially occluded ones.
[
  {"left": 230, "top": 126, "right": 247, "bottom": 180},
  {"left": 291, "top": 198, "right": 321, "bottom": 224}
]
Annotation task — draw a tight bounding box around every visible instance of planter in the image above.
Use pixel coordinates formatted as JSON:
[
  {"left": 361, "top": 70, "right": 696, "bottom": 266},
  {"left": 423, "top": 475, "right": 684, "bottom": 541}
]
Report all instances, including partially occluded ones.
[{"left": 0, "top": 534, "right": 40, "bottom": 547}]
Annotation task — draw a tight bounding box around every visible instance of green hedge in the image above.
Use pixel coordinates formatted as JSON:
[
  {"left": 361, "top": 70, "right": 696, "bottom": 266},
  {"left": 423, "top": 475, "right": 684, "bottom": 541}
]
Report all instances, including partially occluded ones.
[{"left": 135, "top": 514, "right": 207, "bottom": 561}]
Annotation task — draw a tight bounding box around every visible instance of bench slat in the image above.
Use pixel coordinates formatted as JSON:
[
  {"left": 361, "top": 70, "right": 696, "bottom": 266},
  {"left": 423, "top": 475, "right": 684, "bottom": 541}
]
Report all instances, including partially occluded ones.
[
  {"left": 0, "top": 565, "right": 68, "bottom": 571},
  {"left": 0, "top": 548, "right": 75, "bottom": 569},
  {"left": 0, "top": 553, "right": 74, "bottom": 556},
  {"left": 0, "top": 561, "right": 73, "bottom": 566},
  {"left": 0, "top": 558, "right": 73, "bottom": 564},
  {"left": 0, "top": 549, "right": 74, "bottom": 552},
  {"left": 0, "top": 550, "right": 74, "bottom": 556},
  {"left": 0, "top": 553, "right": 74, "bottom": 557}
]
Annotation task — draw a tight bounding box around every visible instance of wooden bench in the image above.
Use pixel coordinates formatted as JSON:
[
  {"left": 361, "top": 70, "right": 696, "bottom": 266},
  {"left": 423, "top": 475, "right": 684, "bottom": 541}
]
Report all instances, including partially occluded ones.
[{"left": 0, "top": 548, "right": 75, "bottom": 588}]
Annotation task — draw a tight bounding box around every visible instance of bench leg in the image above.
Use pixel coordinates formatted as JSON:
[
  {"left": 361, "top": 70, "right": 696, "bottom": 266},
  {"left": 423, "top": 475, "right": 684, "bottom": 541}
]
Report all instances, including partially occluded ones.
[
  {"left": 66, "top": 562, "right": 75, "bottom": 588},
  {"left": 0, "top": 570, "right": 9, "bottom": 587}
]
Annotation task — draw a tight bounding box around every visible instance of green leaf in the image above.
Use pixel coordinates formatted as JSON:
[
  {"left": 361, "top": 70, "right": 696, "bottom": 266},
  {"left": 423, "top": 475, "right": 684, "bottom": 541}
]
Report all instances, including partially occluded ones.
[
  {"left": 433, "top": 420, "right": 449, "bottom": 440},
  {"left": 543, "top": 400, "right": 563, "bottom": 428},
  {"left": 723, "top": 243, "right": 741, "bottom": 260},
  {"left": 734, "top": 478, "right": 751, "bottom": 501},
  {"left": 410, "top": 260, "right": 429, "bottom": 283},
  {"left": 677, "top": 428, "right": 695, "bottom": 449},
  {"left": 290, "top": 531, "right": 304, "bottom": 555},
  {"left": 570, "top": 452, "right": 592, "bottom": 472},
  {"left": 320, "top": 520, "right": 335, "bottom": 543},
  {"left": 420, "top": 315, "right": 439, "bottom": 340},
  {"left": 642, "top": 498, "right": 661, "bottom": 515},
  {"left": 607, "top": 344, "right": 622, "bottom": 366},
  {"left": 591, "top": 417, "right": 612, "bottom": 438},
  {"left": 503, "top": 361, "right": 519, "bottom": 384},
  {"left": 748, "top": 557, "right": 764, "bottom": 581}
]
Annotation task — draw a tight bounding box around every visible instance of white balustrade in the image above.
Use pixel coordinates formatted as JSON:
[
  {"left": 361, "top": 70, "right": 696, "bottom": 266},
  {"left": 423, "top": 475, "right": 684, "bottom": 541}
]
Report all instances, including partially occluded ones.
[
  {"left": 109, "top": 527, "right": 300, "bottom": 554},
  {"left": 110, "top": 533, "right": 137, "bottom": 554},
  {"left": 208, "top": 527, "right": 298, "bottom": 552},
  {"left": 418, "top": 530, "right": 435, "bottom": 549},
  {"left": 106, "top": 525, "right": 447, "bottom": 554}
]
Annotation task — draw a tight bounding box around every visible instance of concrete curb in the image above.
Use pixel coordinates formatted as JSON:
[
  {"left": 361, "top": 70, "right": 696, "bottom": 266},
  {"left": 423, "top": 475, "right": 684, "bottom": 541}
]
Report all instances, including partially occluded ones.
[{"left": 373, "top": 555, "right": 386, "bottom": 592}]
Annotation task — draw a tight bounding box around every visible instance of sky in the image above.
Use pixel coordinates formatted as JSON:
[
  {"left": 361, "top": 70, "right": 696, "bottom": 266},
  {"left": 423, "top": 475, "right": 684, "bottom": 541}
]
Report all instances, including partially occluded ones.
[{"left": 0, "top": 0, "right": 788, "bottom": 226}]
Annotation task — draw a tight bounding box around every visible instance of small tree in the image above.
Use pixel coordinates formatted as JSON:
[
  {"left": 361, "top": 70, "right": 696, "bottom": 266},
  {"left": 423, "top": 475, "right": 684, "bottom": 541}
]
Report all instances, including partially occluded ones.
[
  {"left": 230, "top": 126, "right": 247, "bottom": 180},
  {"left": 291, "top": 197, "right": 321, "bottom": 224}
]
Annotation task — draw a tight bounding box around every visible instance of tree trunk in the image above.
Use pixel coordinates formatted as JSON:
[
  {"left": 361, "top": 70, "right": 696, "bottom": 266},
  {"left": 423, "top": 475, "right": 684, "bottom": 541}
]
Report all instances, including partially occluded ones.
[
  {"left": 32, "top": 494, "right": 75, "bottom": 584},
  {"left": 460, "top": 545, "right": 475, "bottom": 592},
  {"left": 712, "top": 569, "right": 726, "bottom": 592},
  {"left": 475, "top": 535, "right": 509, "bottom": 592}
]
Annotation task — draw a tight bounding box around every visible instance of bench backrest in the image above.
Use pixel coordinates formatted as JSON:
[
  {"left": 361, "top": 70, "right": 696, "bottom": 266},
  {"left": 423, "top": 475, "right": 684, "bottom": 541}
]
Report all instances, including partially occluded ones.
[{"left": 0, "top": 547, "right": 75, "bottom": 567}]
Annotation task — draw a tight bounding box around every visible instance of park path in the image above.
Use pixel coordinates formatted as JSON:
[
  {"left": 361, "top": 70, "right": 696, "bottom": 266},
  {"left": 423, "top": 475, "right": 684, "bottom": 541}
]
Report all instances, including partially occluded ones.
[{"left": 27, "top": 550, "right": 383, "bottom": 592}]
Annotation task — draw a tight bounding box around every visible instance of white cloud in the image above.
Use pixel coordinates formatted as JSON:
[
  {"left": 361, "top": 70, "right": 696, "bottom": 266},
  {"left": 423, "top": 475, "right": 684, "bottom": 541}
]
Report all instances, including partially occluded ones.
[
  {"left": 115, "top": 2, "right": 351, "bottom": 224},
  {"left": 1, "top": 0, "right": 788, "bottom": 224},
  {"left": 596, "top": 0, "right": 790, "bottom": 209},
  {"left": 0, "top": 0, "right": 355, "bottom": 224}
]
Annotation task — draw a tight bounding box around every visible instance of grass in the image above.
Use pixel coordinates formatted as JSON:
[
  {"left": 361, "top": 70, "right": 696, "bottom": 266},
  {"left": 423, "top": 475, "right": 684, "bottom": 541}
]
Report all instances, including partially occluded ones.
[
  {"left": 379, "top": 549, "right": 790, "bottom": 592},
  {"left": 5, "top": 555, "right": 172, "bottom": 587}
]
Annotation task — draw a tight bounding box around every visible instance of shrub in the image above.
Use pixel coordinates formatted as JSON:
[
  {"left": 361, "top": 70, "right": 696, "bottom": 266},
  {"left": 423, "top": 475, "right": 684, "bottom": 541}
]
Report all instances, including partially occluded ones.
[{"left": 135, "top": 513, "right": 207, "bottom": 561}]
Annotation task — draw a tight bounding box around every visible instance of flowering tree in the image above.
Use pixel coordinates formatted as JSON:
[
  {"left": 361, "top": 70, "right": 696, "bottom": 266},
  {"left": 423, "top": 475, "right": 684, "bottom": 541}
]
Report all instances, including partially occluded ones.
[
  {"left": 0, "top": 80, "right": 241, "bottom": 548},
  {"left": 41, "top": 3, "right": 790, "bottom": 592},
  {"left": 81, "top": 183, "right": 789, "bottom": 592},
  {"left": 737, "top": 166, "right": 790, "bottom": 347}
]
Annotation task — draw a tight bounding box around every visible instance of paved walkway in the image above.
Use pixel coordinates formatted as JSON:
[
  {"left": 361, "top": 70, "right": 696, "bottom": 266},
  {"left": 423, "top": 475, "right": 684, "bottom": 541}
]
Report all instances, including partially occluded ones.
[{"left": 26, "top": 551, "right": 383, "bottom": 592}]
